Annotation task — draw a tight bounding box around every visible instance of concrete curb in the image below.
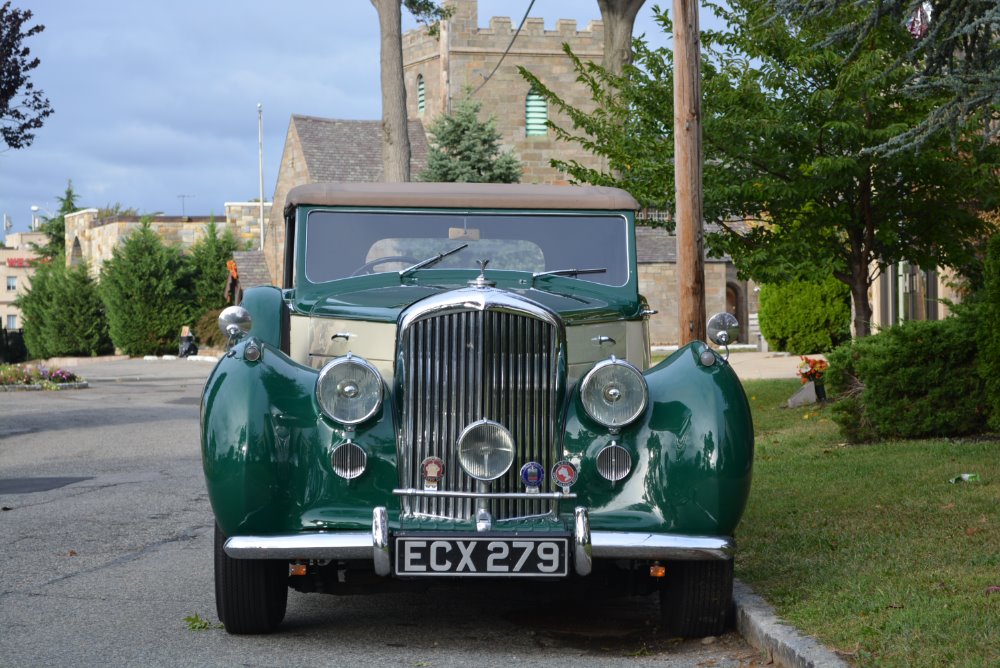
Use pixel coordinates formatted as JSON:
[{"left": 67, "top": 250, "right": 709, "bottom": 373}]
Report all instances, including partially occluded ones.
[{"left": 733, "top": 580, "right": 849, "bottom": 668}]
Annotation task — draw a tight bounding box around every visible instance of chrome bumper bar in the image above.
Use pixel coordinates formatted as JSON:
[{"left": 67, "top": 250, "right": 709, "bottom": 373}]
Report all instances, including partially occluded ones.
[{"left": 223, "top": 507, "right": 733, "bottom": 574}]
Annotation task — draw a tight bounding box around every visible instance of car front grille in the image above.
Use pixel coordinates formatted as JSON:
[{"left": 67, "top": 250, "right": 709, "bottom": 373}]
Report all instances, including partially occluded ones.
[{"left": 397, "top": 298, "right": 562, "bottom": 521}]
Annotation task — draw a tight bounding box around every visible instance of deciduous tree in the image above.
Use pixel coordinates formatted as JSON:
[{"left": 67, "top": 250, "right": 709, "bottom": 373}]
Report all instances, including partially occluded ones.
[
  {"left": 522, "top": 1, "right": 1000, "bottom": 337},
  {"left": 768, "top": 0, "right": 1000, "bottom": 152},
  {"left": 0, "top": 2, "right": 53, "bottom": 150},
  {"left": 370, "top": 0, "right": 451, "bottom": 182},
  {"left": 597, "top": 0, "right": 646, "bottom": 75}
]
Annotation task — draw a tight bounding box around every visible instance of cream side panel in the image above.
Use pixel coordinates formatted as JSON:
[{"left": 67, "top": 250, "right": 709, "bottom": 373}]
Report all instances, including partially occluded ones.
[
  {"left": 566, "top": 320, "right": 650, "bottom": 382},
  {"left": 289, "top": 315, "right": 398, "bottom": 381}
]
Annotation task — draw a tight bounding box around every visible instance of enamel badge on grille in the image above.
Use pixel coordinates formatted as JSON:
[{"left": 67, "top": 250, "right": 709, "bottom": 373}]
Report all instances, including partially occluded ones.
[
  {"left": 552, "top": 461, "right": 578, "bottom": 492},
  {"left": 421, "top": 456, "right": 445, "bottom": 491},
  {"left": 520, "top": 462, "right": 545, "bottom": 493}
]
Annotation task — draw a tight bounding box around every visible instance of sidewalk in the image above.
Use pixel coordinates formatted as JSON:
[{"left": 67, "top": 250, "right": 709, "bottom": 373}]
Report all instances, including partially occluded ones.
[{"left": 726, "top": 352, "right": 815, "bottom": 381}]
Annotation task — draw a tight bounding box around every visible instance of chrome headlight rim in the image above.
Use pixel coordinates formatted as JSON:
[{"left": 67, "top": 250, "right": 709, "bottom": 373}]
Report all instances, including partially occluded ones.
[
  {"left": 579, "top": 357, "right": 649, "bottom": 429},
  {"left": 457, "top": 419, "right": 516, "bottom": 482},
  {"left": 315, "top": 354, "right": 384, "bottom": 426}
]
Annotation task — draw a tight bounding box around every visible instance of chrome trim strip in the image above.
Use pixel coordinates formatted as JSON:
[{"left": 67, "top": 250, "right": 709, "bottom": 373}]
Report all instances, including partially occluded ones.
[
  {"left": 372, "top": 507, "right": 390, "bottom": 576},
  {"left": 394, "top": 488, "right": 576, "bottom": 500},
  {"left": 224, "top": 533, "right": 373, "bottom": 560},
  {"left": 574, "top": 507, "right": 592, "bottom": 576},
  {"left": 590, "top": 532, "right": 735, "bottom": 560}
]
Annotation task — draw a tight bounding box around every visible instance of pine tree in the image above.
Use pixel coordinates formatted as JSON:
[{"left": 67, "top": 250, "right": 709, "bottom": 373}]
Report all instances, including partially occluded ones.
[
  {"left": 33, "top": 180, "right": 78, "bottom": 261},
  {"left": 188, "top": 220, "right": 240, "bottom": 313},
  {"left": 16, "top": 261, "right": 111, "bottom": 358},
  {"left": 100, "top": 222, "right": 193, "bottom": 356},
  {"left": 419, "top": 97, "right": 522, "bottom": 183}
]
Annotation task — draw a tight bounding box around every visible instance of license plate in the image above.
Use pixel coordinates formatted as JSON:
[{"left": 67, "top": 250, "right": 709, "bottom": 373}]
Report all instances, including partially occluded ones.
[{"left": 394, "top": 535, "right": 569, "bottom": 577}]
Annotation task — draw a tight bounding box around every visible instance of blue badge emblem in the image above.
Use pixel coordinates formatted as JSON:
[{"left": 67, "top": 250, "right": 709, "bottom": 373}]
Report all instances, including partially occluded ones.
[{"left": 520, "top": 462, "right": 545, "bottom": 493}]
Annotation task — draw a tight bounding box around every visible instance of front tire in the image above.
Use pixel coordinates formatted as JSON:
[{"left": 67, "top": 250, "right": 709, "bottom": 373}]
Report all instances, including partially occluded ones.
[
  {"left": 659, "top": 559, "right": 733, "bottom": 638},
  {"left": 214, "top": 524, "right": 288, "bottom": 634}
]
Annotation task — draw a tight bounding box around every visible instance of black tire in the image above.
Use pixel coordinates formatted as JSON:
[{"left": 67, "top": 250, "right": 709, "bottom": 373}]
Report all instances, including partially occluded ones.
[
  {"left": 659, "top": 559, "right": 734, "bottom": 638},
  {"left": 214, "top": 524, "right": 288, "bottom": 634}
]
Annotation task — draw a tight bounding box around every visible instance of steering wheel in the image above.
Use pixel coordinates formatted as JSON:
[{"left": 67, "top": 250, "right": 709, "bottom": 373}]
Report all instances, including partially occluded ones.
[{"left": 350, "top": 255, "right": 421, "bottom": 276}]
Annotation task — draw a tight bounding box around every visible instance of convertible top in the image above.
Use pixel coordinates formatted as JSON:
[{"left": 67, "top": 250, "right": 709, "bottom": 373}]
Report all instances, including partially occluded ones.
[{"left": 284, "top": 182, "right": 639, "bottom": 214}]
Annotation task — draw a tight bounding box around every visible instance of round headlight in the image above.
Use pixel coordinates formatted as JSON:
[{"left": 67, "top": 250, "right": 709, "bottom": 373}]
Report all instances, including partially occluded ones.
[
  {"left": 457, "top": 420, "right": 515, "bottom": 481},
  {"left": 580, "top": 357, "right": 648, "bottom": 428},
  {"left": 316, "top": 355, "right": 383, "bottom": 425}
]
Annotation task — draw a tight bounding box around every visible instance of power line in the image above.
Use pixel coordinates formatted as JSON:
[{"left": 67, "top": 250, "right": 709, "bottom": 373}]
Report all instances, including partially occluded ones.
[{"left": 471, "top": 0, "right": 536, "bottom": 96}]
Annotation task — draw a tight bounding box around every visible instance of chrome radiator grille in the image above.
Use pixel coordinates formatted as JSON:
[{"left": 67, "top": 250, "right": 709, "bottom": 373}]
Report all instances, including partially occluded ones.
[{"left": 398, "top": 307, "right": 560, "bottom": 520}]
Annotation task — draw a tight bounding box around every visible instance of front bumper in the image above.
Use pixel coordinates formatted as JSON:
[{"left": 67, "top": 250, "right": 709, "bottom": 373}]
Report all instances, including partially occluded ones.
[{"left": 223, "top": 507, "right": 735, "bottom": 576}]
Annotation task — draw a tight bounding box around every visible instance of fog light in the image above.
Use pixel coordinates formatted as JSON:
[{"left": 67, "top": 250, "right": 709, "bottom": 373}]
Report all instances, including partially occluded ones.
[
  {"left": 331, "top": 441, "right": 367, "bottom": 480},
  {"left": 596, "top": 443, "right": 632, "bottom": 482},
  {"left": 457, "top": 420, "right": 514, "bottom": 481}
]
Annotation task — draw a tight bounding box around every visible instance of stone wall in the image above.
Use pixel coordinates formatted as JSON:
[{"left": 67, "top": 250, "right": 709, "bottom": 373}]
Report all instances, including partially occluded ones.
[
  {"left": 404, "top": 0, "right": 605, "bottom": 183},
  {"left": 639, "top": 262, "right": 731, "bottom": 345},
  {"left": 66, "top": 203, "right": 270, "bottom": 279}
]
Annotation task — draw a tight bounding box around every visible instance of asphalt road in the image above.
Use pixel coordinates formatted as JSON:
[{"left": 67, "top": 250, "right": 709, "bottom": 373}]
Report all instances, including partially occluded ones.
[{"left": 0, "top": 358, "right": 760, "bottom": 667}]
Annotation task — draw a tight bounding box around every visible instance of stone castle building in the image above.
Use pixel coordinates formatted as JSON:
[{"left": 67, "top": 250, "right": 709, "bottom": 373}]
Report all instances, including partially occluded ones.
[{"left": 402, "top": 0, "right": 604, "bottom": 183}]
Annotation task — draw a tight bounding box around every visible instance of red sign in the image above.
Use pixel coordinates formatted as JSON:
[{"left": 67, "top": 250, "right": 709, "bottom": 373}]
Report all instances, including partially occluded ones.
[{"left": 6, "top": 258, "right": 30, "bottom": 268}]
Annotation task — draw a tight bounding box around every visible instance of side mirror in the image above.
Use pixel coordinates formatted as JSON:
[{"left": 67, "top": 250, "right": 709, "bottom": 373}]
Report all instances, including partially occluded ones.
[
  {"left": 219, "top": 305, "right": 252, "bottom": 347},
  {"left": 707, "top": 312, "right": 740, "bottom": 360}
]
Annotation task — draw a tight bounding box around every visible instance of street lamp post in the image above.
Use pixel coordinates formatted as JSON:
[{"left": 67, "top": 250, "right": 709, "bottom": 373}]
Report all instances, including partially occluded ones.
[{"left": 30, "top": 205, "right": 53, "bottom": 231}]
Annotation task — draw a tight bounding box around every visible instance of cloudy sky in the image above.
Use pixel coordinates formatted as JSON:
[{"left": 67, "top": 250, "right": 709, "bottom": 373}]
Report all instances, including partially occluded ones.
[{"left": 2, "top": 1, "right": 691, "bottom": 233}]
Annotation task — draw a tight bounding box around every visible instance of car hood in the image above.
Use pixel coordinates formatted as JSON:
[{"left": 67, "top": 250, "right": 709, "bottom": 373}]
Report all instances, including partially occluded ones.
[{"left": 302, "top": 283, "right": 638, "bottom": 325}]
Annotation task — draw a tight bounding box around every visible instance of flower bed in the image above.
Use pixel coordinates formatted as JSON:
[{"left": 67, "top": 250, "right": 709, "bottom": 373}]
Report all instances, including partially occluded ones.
[{"left": 0, "top": 364, "right": 87, "bottom": 391}]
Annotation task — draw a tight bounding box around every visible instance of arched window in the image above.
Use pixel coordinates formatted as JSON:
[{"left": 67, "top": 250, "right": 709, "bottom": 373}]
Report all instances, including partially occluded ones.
[
  {"left": 417, "top": 75, "right": 425, "bottom": 116},
  {"left": 71, "top": 236, "right": 83, "bottom": 267},
  {"left": 525, "top": 88, "right": 547, "bottom": 136}
]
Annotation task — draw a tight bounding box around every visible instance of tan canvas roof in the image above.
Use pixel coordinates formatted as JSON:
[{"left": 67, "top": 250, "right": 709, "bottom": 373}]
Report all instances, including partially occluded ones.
[{"left": 284, "top": 182, "right": 639, "bottom": 213}]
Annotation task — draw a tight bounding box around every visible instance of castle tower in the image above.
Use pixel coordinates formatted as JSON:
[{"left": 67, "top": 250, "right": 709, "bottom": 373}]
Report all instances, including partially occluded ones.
[{"left": 403, "top": 0, "right": 605, "bottom": 183}]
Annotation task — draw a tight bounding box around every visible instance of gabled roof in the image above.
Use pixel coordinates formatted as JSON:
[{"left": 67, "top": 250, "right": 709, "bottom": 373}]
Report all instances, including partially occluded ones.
[
  {"left": 232, "top": 251, "right": 272, "bottom": 288},
  {"left": 292, "top": 115, "right": 429, "bottom": 182}
]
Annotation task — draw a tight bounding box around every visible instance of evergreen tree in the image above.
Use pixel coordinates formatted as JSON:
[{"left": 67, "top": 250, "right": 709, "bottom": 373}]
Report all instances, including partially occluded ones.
[
  {"left": 32, "top": 180, "right": 79, "bottom": 261},
  {"left": 16, "top": 261, "right": 111, "bottom": 358},
  {"left": 100, "top": 222, "right": 193, "bottom": 356},
  {"left": 419, "top": 97, "right": 522, "bottom": 183},
  {"left": 188, "top": 220, "right": 240, "bottom": 313}
]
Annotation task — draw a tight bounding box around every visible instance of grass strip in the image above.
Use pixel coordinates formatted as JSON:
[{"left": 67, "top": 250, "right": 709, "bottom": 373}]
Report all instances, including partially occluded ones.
[{"left": 737, "top": 379, "right": 1000, "bottom": 667}]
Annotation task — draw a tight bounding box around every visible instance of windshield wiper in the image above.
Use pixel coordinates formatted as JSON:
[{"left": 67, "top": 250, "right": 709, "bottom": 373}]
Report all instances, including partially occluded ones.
[
  {"left": 399, "top": 244, "right": 469, "bottom": 279},
  {"left": 531, "top": 267, "right": 606, "bottom": 285}
]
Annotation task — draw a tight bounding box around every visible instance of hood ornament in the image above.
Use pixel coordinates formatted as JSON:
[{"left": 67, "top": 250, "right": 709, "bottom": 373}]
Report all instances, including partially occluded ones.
[{"left": 468, "top": 259, "right": 496, "bottom": 288}]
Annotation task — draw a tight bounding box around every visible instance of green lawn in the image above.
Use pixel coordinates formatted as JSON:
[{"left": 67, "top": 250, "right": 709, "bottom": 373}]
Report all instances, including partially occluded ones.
[{"left": 736, "top": 379, "right": 1000, "bottom": 667}]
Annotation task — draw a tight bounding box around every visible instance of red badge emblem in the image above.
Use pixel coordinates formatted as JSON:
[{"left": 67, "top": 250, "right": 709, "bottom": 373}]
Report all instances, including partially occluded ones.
[
  {"left": 552, "top": 460, "right": 578, "bottom": 489},
  {"left": 421, "top": 456, "right": 445, "bottom": 491}
]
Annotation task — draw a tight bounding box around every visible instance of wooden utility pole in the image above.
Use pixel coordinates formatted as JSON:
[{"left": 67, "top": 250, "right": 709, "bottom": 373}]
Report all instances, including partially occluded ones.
[{"left": 673, "top": 0, "right": 706, "bottom": 344}]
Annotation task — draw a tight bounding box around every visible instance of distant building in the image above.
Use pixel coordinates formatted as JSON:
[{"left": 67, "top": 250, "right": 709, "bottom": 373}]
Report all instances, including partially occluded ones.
[
  {"left": 65, "top": 202, "right": 271, "bottom": 278},
  {"left": 1, "top": 231, "right": 45, "bottom": 331}
]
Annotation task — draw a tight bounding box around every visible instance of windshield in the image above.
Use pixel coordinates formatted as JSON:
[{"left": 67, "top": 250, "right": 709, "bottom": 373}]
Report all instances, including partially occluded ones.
[{"left": 304, "top": 210, "right": 630, "bottom": 286}]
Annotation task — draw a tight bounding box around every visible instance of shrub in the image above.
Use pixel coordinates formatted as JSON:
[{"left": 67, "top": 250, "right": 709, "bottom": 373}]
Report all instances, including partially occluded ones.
[
  {"left": 193, "top": 308, "right": 227, "bottom": 350},
  {"left": 188, "top": 221, "right": 240, "bottom": 313},
  {"left": 826, "top": 317, "right": 987, "bottom": 442},
  {"left": 758, "top": 277, "right": 851, "bottom": 354},
  {"left": 975, "top": 234, "right": 1000, "bottom": 430},
  {"left": 18, "top": 261, "right": 112, "bottom": 359},
  {"left": 100, "top": 222, "right": 194, "bottom": 356}
]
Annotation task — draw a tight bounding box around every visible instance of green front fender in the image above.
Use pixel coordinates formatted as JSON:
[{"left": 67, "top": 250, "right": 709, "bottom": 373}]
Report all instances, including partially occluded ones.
[
  {"left": 565, "top": 342, "right": 753, "bottom": 536},
  {"left": 200, "top": 340, "right": 398, "bottom": 537}
]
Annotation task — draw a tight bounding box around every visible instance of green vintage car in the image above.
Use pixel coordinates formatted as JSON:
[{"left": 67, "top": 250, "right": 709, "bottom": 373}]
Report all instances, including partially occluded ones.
[{"left": 202, "top": 182, "right": 753, "bottom": 636}]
